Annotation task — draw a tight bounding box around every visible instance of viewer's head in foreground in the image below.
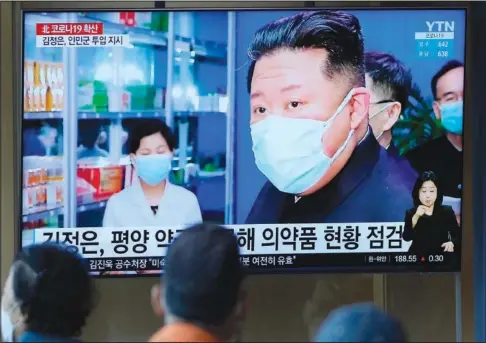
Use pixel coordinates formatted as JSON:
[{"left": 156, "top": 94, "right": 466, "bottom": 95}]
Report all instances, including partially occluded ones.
[
  {"left": 1, "top": 243, "right": 96, "bottom": 341},
  {"left": 315, "top": 303, "right": 407, "bottom": 342},
  {"left": 151, "top": 223, "right": 246, "bottom": 341}
]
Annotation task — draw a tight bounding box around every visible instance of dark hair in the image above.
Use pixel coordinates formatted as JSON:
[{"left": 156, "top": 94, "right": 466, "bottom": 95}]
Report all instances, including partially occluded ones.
[
  {"left": 128, "top": 119, "right": 175, "bottom": 154},
  {"left": 164, "top": 223, "right": 244, "bottom": 326},
  {"left": 431, "top": 60, "right": 464, "bottom": 99},
  {"left": 78, "top": 119, "right": 102, "bottom": 149},
  {"left": 411, "top": 171, "right": 443, "bottom": 208},
  {"left": 364, "top": 51, "right": 412, "bottom": 110},
  {"left": 11, "top": 243, "right": 96, "bottom": 338},
  {"left": 246, "top": 10, "right": 365, "bottom": 93},
  {"left": 315, "top": 303, "right": 407, "bottom": 342}
]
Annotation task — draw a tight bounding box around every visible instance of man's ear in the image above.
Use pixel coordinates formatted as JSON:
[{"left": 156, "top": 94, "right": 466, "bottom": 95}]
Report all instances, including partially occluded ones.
[
  {"left": 382, "top": 102, "right": 401, "bottom": 132},
  {"left": 349, "top": 87, "right": 371, "bottom": 130},
  {"left": 433, "top": 101, "right": 441, "bottom": 120},
  {"left": 151, "top": 284, "right": 165, "bottom": 318}
]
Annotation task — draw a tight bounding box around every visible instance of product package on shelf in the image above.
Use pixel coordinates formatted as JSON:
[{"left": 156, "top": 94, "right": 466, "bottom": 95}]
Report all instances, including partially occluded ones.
[
  {"left": 24, "top": 61, "right": 64, "bottom": 113},
  {"left": 23, "top": 214, "right": 60, "bottom": 231},
  {"left": 22, "top": 156, "right": 64, "bottom": 214},
  {"left": 196, "top": 90, "right": 229, "bottom": 113},
  {"left": 108, "top": 85, "right": 131, "bottom": 112},
  {"left": 77, "top": 160, "right": 126, "bottom": 202},
  {"left": 78, "top": 82, "right": 159, "bottom": 113},
  {"left": 125, "top": 85, "right": 156, "bottom": 111},
  {"left": 78, "top": 80, "right": 110, "bottom": 112}
]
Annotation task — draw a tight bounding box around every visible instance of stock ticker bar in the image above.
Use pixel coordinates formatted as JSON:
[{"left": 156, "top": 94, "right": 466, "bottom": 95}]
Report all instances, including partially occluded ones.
[{"left": 85, "top": 253, "right": 456, "bottom": 274}]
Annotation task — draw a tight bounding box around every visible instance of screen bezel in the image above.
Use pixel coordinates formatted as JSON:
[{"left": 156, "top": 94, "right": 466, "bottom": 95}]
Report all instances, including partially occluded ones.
[{"left": 17, "top": 4, "right": 469, "bottom": 278}]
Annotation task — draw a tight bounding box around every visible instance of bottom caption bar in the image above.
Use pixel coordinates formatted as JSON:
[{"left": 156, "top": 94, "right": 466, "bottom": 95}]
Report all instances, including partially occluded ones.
[{"left": 87, "top": 253, "right": 459, "bottom": 273}]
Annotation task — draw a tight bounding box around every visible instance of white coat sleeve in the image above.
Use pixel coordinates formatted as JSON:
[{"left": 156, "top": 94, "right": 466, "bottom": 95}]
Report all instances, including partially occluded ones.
[
  {"left": 102, "top": 197, "right": 118, "bottom": 227},
  {"left": 186, "top": 192, "right": 203, "bottom": 225}
]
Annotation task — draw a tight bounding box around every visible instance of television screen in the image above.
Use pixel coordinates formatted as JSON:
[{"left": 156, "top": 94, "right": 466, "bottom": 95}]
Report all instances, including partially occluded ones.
[{"left": 20, "top": 8, "right": 466, "bottom": 275}]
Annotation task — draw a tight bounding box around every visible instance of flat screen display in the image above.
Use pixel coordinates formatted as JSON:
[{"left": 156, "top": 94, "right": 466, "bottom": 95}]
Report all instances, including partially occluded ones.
[{"left": 20, "top": 8, "right": 466, "bottom": 275}]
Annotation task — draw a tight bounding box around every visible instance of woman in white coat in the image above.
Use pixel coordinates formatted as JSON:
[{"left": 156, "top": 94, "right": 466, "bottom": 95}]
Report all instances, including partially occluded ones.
[{"left": 103, "top": 119, "right": 202, "bottom": 228}]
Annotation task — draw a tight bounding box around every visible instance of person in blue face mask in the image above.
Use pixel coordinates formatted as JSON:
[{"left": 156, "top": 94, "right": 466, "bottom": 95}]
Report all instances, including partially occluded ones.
[
  {"left": 245, "top": 10, "right": 413, "bottom": 225},
  {"left": 405, "top": 60, "right": 464, "bottom": 224},
  {"left": 103, "top": 119, "right": 202, "bottom": 229}
]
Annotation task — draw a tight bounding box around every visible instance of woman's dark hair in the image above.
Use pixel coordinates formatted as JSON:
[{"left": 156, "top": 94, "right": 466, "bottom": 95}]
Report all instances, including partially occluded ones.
[
  {"left": 11, "top": 243, "right": 96, "bottom": 338},
  {"left": 411, "top": 171, "right": 443, "bottom": 208},
  {"left": 128, "top": 119, "right": 176, "bottom": 154}
]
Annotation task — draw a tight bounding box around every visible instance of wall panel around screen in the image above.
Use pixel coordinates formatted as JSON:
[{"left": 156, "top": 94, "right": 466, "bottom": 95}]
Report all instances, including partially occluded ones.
[{"left": 20, "top": 8, "right": 466, "bottom": 276}]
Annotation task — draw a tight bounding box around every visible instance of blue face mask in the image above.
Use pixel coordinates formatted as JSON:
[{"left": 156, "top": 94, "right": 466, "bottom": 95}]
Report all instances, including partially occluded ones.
[
  {"left": 251, "top": 89, "right": 356, "bottom": 194},
  {"left": 440, "top": 100, "right": 463, "bottom": 135},
  {"left": 135, "top": 154, "right": 172, "bottom": 186}
]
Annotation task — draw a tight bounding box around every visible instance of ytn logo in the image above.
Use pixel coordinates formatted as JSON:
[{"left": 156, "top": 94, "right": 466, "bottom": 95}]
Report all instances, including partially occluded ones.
[{"left": 426, "top": 21, "right": 455, "bottom": 32}]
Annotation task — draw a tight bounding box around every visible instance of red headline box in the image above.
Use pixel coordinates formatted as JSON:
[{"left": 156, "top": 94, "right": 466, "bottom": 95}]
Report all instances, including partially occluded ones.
[{"left": 36, "top": 23, "right": 103, "bottom": 36}]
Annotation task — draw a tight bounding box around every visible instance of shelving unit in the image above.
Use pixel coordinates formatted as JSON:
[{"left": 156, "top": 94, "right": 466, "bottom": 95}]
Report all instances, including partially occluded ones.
[
  {"left": 22, "top": 11, "right": 236, "bottom": 228},
  {"left": 22, "top": 200, "right": 107, "bottom": 222},
  {"left": 25, "top": 110, "right": 166, "bottom": 120}
]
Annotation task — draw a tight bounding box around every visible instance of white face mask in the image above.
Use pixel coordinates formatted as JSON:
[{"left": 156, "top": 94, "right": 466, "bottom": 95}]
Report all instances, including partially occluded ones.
[
  {"left": 369, "top": 103, "right": 393, "bottom": 141},
  {"left": 250, "top": 89, "right": 356, "bottom": 194},
  {"left": 1, "top": 309, "right": 14, "bottom": 342}
]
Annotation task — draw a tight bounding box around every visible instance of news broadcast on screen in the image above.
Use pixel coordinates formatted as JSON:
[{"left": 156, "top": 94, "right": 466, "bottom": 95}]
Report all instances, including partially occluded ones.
[{"left": 20, "top": 7, "right": 465, "bottom": 275}]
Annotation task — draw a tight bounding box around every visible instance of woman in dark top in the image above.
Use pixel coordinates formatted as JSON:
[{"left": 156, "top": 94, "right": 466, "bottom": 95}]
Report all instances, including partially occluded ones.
[{"left": 402, "top": 171, "right": 460, "bottom": 256}]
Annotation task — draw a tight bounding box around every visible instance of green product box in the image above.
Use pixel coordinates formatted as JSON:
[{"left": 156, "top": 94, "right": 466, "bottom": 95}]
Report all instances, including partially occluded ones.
[
  {"left": 78, "top": 80, "right": 109, "bottom": 112},
  {"left": 125, "top": 85, "right": 156, "bottom": 111}
]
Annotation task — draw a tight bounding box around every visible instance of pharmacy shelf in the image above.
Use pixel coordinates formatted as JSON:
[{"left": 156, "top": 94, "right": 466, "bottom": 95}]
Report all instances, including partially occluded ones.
[
  {"left": 77, "top": 199, "right": 107, "bottom": 213},
  {"left": 175, "top": 111, "right": 227, "bottom": 117},
  {"left": 78, "top": 110, "right": 165, "bottom": 120},
  {"left": 81, "top": 14, "right": 227, "bottom": 62},
  {"left": 79, "top": 15, "right": 169, "bottom": 47},
  {"left": 22, "top": 11, "right": 235, "bottom": 226},
  {"left": 177, "top": 35, "right": 227, "bottom": 62},
  {"left": 22, "top": 199, "right": 108, "bottom": 221},
  {"left": 24, "top": 110, "right": 165, "bottom": 120},
  {"left": 22, "top": 204, "right": 63, "bottom": 222},
  {"left": 24, "top": 112, "right": 63, "bottom": 120},
  {"left": 24, "top": 110, "right": 227, "bottom": 120},
  {"left": 199, "top": 170, "right": 226, "bottom": 179}
]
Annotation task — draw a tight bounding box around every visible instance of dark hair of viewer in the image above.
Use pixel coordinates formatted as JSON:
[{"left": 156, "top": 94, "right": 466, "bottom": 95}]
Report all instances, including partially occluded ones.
[
  {"left": 11, "top": 243, "right": 96, "bottom": 337},
  {"left": 315, "top": 303, "right": 408, "bottom": 342},
  {"left": 246, "top": 10, "right": 365, "bottom": 93},
  {"left": 163, "top": 223, "right": 244, "bottom": 326},
  {"left": 364, "top": 51, "right": 413, "bottom": 110},
  {"left": 431, "top": 60, "right": 464, "bottom": 99},
  {"left": 411, "top": 170, "right": 444, "bottom": 208},
  {"left": 129, "top": 119, "right": 176, "bottom": 154}
]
